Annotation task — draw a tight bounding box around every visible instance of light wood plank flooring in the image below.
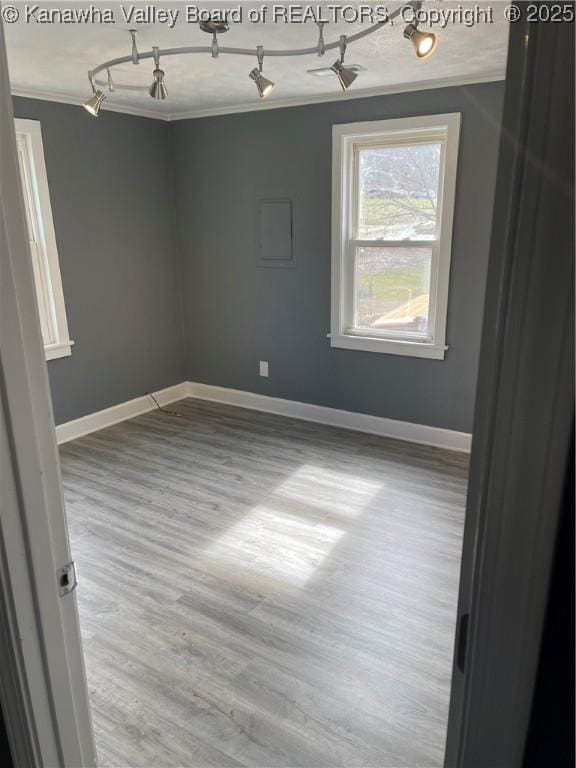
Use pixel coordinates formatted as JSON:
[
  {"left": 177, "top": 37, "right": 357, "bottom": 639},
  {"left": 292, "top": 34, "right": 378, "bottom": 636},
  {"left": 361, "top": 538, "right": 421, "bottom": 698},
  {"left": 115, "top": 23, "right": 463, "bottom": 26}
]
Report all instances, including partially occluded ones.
[{"left": 60, "top": 398, "right": 468, "bottom": 768}]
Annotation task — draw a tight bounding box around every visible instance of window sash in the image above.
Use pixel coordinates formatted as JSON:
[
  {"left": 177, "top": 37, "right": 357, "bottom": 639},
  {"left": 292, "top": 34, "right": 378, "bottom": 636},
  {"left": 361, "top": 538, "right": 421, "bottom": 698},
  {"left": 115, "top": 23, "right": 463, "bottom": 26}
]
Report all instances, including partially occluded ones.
[
  {"left": 14, "top": 119, "right": 72, "bottom": 361},
  {"left": 346, "top": 134, "right": 444, "bottom": 343},
  {"left": 331, "top": 115, "right": 460, "bottom": 358},
  {"left": 16, "top": 135, "right": 58, "bottom": 346},
  {"left": 344, "top": 241, "right": 439, "bottom": 344},
  {"left": 351, "top": 137, "right": 445, "bottom": 245}
]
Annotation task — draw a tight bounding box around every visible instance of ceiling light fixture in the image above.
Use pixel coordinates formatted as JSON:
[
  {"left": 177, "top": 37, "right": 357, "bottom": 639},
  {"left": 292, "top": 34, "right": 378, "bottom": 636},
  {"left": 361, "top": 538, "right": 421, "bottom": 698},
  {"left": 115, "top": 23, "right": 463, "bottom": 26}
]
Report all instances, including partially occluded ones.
[
  {"left": 83, "top": 73, "right": 106, "bottom": 116},
  {"left": 83, "top": 3, "right": 436, "bottom": 113},
  {"left": 249, "top": 45, "right": 275, "bottom": 99},
  {"left": 83, "top": 91, "right": 106, "bottom": 116},
  {"left": 330, "top": 36, "right": 358, "bottom": 91},
  {"left": 149, "top": 46, "right": 168, "bottom": 100},
  {"left": 403, "top": 23, "right": 437, "bottom": 58},
  {"left": 130, "top": 29, "right": 139, "bottom": 65}
]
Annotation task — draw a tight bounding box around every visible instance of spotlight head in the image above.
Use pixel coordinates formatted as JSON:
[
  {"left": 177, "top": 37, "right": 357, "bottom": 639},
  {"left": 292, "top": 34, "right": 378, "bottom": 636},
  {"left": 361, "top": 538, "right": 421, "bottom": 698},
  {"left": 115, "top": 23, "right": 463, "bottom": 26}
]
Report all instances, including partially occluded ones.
[
  {"left": 149, "top": 69, "right": 168, "bottom": 100},
  {"left": 83, "top": 90, "right": 106, "bottom": 117},
  {"left": 403, "top": 24, "right": 437, "bottom": 58},
  {"left": 249, "top": 68, "right": 275, "bottom": 99},
  {"left": 330, "top": 59, "right": 358, "bottom": 91}
]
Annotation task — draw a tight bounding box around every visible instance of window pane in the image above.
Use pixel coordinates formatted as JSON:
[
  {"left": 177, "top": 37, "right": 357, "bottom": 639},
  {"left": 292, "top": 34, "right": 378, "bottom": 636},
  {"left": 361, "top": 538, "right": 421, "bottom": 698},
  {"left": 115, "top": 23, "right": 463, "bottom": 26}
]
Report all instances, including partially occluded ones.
[
  {"left": 354, "top": 246, "right": 432, "bottom": 336},
  {"left": 17, "top": 138, "right": 55, "bottom": 345},
  {"left": 357, "top": 143, "right": 441, "bottom": 240}
]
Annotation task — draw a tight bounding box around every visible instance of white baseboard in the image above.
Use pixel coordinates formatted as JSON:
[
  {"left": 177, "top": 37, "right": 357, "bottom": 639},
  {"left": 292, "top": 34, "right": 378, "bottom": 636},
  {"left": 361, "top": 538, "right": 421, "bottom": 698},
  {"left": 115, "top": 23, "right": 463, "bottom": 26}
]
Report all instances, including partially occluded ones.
[
  {"left": 55, "top": 383, "right": 189, "bottom": 445},
  {"left": 186, "top": 382, "right": 472, "bottom": 453},
  {"left": 55, "top": 380, "right": 471, "bottom": 452}
]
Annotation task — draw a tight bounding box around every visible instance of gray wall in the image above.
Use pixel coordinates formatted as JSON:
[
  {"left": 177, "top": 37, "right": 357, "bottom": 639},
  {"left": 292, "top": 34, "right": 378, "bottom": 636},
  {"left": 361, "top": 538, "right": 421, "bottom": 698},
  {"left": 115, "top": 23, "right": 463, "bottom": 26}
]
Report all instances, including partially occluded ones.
[
  {"left": 12, "top": 97, "right": 185, "bottom": 425},
  {"left": 13, "top": 83, "right": 503, "bottom": 432},
  {"left": 171, "top": 82, "right": 504, "bottom": 433}
]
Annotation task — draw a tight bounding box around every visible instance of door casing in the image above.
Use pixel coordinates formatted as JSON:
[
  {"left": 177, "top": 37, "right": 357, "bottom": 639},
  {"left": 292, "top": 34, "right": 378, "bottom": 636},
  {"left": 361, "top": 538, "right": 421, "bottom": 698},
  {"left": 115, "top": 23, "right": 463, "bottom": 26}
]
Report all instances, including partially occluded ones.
[{"left": 0, "top": 15, "right": 97, "bottom": 768}]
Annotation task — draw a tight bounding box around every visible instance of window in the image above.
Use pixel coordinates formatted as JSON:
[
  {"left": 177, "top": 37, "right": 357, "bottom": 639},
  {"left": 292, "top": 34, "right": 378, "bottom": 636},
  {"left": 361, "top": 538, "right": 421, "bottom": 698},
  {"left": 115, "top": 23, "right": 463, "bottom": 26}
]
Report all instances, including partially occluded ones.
[
  {"left": 331, "top": 113, "right": 460, "bottom": 359},
  {"left": 14, "top": 119, "right": 72, "bottom": 361}
]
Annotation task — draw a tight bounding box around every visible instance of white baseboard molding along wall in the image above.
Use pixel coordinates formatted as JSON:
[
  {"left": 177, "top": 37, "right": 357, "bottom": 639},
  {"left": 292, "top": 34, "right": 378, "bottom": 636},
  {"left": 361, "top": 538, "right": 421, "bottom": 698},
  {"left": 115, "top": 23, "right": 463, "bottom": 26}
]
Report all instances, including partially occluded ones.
[
  {"left": 55, "top": 382, "right": 190, "bottom": 445},
  {"left": 56, "top": 380, "right": 472, "bottom": 452},
  {"left": 187, "top": 382, "right": 472, "bottom": 453}
]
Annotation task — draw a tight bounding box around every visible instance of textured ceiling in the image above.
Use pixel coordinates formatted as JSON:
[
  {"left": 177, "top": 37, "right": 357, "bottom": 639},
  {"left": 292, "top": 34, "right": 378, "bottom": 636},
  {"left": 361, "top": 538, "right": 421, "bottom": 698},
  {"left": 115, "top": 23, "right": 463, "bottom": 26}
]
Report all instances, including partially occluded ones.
[{"left": 5, "top": 1, "right": 509, "bottom": 119}]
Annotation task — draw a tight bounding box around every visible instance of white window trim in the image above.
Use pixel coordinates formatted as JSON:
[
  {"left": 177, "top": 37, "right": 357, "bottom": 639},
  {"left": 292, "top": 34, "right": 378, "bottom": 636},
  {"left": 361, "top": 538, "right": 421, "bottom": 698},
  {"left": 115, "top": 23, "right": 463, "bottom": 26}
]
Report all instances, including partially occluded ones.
[
  {"left": 330, "top": 113, "right": 461, "bottom": 359},
  {"left": 14, "top": 118, "right": 73, "bottom": 361}
]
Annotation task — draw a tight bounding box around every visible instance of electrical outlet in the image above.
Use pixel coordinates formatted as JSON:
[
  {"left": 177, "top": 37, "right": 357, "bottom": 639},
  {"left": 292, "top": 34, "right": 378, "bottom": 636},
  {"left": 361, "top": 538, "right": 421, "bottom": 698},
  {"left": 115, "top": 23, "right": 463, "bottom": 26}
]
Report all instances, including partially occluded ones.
[{"left": 259, "top": 360, "right": 269, "bottom": 378}]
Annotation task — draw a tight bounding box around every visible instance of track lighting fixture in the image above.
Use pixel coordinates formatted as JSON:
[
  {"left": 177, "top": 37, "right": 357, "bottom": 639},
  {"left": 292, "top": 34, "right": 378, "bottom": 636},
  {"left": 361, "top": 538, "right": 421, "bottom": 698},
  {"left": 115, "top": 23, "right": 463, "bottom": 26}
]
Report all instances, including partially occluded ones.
[
  {"left": 330, "top": 36, "right": 358, "bottom": 91},
  {"left": 249, "top": 68, "right": 275, "bottom": 99},
  {"left": 83, "top": 90, "right": 106, "bottom": 116},
  {"left": 330, "top": 60, "right": 358, "bottom": 91},
  {"left": 403, "top": 23, "right": 437, "bottom": 58},
  {"left": 83, "top": 73, "right": 106, "bottom": 116},
  {"left": 249, "top": 46, "right": 275, "bottom": 99},
  {"left": 83, "top": 4, "right": 440, "bottom": 115},
  {"left": 149, "top": 46, "right": 168, "bottom": 100},
  {"left": 130, "top": 29, "right": 139, "bottom": 65}
]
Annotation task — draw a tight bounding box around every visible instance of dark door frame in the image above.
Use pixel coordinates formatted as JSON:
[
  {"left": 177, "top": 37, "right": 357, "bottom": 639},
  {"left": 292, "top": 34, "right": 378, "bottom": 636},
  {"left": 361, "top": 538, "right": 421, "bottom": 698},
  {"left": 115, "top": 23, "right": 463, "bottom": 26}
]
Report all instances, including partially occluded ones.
[{"left": 445, "top": 14, "right": 574, "bottom": 768}]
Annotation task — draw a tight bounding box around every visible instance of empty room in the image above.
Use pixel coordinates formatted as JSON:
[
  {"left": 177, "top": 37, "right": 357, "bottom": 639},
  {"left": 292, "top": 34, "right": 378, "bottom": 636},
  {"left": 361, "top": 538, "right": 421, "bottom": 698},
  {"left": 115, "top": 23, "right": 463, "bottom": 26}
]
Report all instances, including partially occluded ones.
[{"left": 1, "top": 3, "right": 574, "bottom": 768}]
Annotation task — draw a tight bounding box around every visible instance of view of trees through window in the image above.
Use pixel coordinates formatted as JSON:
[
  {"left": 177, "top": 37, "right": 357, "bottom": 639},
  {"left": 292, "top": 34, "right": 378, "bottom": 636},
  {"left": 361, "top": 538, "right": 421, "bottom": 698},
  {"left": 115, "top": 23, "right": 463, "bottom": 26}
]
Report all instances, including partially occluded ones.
[
  {"left": 354, "top": 142, "right": 441, "bottom": 335},
  {"left": 355, "top": 247, "right": 432, "bottom": 335}
]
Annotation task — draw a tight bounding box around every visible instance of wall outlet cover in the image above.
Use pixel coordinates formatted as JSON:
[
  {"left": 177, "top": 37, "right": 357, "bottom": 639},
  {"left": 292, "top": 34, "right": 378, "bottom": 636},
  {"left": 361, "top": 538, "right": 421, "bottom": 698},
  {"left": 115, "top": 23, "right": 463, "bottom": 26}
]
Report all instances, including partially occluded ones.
[{"left": 259, "top": 361, "right": 269, "bottom": 377}]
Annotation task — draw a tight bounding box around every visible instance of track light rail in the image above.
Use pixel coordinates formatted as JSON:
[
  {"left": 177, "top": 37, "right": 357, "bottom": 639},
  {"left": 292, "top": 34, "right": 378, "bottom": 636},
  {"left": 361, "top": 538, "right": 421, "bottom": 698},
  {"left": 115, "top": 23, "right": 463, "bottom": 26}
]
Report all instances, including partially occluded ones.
[
  {"left": 91, "top": 1, "right": 416, "bottom": 84},
  {"left": 85, "top": 1, "right": 437, "bottom": 114}
]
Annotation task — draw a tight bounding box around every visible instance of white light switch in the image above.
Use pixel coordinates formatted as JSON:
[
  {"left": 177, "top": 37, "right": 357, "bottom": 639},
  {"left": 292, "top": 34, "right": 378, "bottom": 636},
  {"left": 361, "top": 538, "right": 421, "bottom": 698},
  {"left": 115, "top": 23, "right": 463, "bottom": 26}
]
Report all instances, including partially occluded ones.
[{"left": 259, "top": 360, "right": 269, "bottom": 378}]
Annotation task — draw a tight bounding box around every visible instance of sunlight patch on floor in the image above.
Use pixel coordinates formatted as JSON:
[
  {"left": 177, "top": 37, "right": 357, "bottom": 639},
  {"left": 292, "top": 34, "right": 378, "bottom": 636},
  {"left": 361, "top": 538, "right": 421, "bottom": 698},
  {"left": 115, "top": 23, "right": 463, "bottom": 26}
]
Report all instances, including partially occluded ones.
[
  {"left": 201, "top": 465, "right": 383, "bottom": 585},
  {"left": 274, "top": 464, "right": 383, "bottom": 517},
  {"left": 202, "top": 504, "right": 345, "bottom": 586}
]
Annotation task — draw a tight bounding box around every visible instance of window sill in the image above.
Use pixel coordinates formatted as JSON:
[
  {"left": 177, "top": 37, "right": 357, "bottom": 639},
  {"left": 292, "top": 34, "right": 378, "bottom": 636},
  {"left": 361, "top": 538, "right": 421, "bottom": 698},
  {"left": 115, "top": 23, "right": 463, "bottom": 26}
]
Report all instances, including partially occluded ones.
[
  {"left": 330, "top": 333, "right": 447, "bottom": 359},
  {"left": 45, "top": 340, "right": 74, "bottom": 361}
]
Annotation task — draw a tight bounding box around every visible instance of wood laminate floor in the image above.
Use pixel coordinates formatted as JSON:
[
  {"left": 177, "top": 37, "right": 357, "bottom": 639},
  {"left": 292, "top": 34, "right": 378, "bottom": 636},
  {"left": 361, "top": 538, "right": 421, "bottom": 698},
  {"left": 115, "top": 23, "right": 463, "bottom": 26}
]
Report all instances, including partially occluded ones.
[{"left": 60, "top": 398, "right": 468, "bottom": 768}]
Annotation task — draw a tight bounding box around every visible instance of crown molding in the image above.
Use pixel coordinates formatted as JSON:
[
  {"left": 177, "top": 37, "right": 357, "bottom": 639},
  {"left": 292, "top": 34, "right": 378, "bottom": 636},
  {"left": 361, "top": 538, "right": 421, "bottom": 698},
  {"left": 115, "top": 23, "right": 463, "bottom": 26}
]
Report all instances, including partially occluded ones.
[
  {"left": 167, "top": 71, "right": 506, "bottom": 121},
  {"left": 11, "top": 87, "right": 170, "bottom": 120},
  {"left": 12, "top": 70, "right": 506, "bottom": 123}
]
